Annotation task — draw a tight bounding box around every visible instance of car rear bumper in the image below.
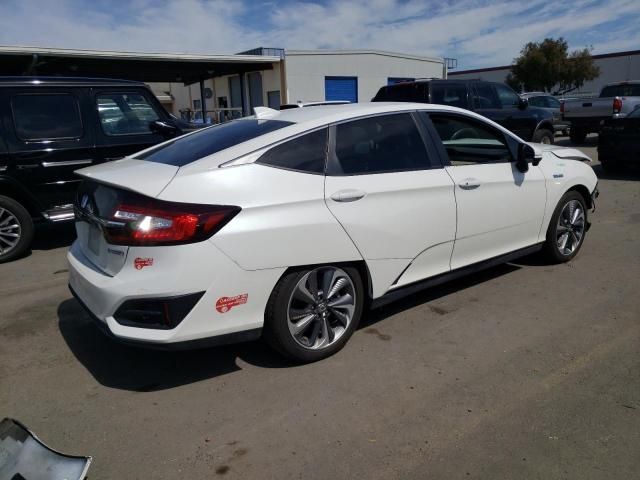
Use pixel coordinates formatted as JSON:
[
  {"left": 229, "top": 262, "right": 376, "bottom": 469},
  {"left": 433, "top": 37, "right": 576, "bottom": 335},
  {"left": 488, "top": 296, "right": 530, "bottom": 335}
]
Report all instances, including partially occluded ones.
[{"left": 67, "top": 239, "right": 285, "bottom": 347}]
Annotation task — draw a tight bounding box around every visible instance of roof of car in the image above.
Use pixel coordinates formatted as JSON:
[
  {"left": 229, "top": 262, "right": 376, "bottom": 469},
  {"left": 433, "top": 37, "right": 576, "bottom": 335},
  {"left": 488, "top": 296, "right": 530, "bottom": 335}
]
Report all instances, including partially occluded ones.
[{"left": 0, "top": 76, "right": 145, "bottom": 87}]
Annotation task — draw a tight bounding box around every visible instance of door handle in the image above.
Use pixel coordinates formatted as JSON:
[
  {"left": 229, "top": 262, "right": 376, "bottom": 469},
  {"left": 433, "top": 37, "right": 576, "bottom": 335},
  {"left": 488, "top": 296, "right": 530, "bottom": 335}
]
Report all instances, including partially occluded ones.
[
  {"left": 458, "top": 178, "right": 481, "bottom": 190},
  {"left": 330, "top": 189, "right": 367, "bottom": 202}
]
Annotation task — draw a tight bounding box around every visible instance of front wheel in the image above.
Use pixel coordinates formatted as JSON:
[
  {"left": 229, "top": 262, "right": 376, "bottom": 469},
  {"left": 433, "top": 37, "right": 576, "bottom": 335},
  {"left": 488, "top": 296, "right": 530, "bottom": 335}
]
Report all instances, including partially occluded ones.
[
  {"left": 264, "top": 265, "right": 364, "bottom": 363},
  {"left": 543, "top": 191, "right": 588, "bottom": 263},
  {"left": 532, "top": 128, "right": 554, "bottom": 145},
  {"left": 0, "top": 195, "right": 34, "bottom": 264}
]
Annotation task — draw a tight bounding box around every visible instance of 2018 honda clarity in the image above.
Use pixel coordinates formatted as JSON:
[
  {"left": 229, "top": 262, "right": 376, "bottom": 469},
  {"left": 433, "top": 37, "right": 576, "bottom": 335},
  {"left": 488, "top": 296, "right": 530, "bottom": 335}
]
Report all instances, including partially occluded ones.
[{"left": 68, "top": 103, "right": 598, "bottom": 362}]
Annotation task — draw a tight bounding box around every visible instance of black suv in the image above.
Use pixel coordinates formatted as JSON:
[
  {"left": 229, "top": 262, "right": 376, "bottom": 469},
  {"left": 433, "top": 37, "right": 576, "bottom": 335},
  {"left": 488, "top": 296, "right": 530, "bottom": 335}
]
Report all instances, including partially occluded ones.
[
  {"left": 373, "top": 80, "right": 555, "bottom": 144},
  {"left": 0, "top": 77, "right": 197, "bottom": 262}
]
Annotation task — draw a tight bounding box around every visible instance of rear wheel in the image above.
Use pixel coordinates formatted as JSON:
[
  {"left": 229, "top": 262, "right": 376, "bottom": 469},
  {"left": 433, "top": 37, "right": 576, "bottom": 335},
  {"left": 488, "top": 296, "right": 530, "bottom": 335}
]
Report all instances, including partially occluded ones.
[
  {"left": 264, "top": 265, "right": 364, "bottom": 362},
  {"left": 532, "top": 128, "right": 554, "bottom": 144},
  {"left": 0, "top": 195, "right": 34, "bottom": 263},
  {"left": 543, "top": 191, "right": 588, "bottom": 263}
]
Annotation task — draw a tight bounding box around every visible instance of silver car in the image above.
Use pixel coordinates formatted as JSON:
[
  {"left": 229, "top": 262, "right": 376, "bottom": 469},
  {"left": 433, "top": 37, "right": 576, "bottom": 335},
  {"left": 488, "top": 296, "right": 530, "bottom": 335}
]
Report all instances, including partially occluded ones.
[{"left": 521, "top": 92, "right": 570, "bottom": 136}]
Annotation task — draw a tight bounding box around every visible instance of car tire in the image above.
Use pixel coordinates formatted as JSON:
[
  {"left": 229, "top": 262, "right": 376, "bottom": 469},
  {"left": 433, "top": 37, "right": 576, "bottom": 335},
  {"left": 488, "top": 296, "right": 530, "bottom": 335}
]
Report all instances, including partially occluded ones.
[
  {"left": 0, "top": 195, "right": 34, "bottom": 264},
  {"left": 532, "top": 128, "right": 554, "bottom": 145},
  {"left": 543, "top": 191, "right": 588, "bottom": 263},
  {"left": 569, "top": 128, "right": 587, "bottom": 144},
  {"left": 264, "top": 265, "right": 364, "bottom": 363}
]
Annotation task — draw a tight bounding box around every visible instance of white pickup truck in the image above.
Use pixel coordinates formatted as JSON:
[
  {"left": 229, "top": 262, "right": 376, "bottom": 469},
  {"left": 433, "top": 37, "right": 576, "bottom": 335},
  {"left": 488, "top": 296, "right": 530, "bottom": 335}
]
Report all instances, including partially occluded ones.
[{"left": 562, "top": 81, "right": 640, "bottom": 143}]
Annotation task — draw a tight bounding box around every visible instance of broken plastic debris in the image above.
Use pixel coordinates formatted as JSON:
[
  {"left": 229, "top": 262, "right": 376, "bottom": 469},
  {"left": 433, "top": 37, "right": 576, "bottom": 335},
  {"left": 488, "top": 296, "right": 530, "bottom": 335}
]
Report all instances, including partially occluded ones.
[{"left": 0, "top": 417, "right": 91, "bottom": 480}]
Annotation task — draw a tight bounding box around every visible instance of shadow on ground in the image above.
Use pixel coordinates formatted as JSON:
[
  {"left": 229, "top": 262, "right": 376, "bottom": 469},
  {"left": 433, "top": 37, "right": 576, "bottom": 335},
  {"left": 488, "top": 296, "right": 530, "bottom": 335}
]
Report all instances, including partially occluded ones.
[
  {"left": 32, "top": 223, "right": 77, "bottom": 251},
  {"left": 58, "top": 261, "right": 521, "bottom": 392}
]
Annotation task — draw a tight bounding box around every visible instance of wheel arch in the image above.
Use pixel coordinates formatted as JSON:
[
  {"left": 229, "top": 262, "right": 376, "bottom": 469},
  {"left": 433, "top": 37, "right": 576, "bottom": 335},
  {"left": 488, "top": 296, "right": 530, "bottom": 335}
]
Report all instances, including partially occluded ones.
[
  {"left": 566, "top": 184, "right": 593, "bottom": 209},
  {"left": 0, "top": 177, "right": 43, "bottom": 218}
]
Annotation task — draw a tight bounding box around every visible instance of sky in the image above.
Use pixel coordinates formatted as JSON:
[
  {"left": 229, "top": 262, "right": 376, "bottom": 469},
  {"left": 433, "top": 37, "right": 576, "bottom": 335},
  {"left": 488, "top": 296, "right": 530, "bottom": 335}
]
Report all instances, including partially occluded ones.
[{"left": 0, "top": 0, "right": 639, "bottom": 70}]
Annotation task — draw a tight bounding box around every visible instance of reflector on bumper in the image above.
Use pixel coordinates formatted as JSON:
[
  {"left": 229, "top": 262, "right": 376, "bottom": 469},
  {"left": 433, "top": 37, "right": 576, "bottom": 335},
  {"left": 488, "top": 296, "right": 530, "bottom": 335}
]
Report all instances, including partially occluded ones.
[{"left": 0, "top": 418, "right": 91, "bottom": 480}]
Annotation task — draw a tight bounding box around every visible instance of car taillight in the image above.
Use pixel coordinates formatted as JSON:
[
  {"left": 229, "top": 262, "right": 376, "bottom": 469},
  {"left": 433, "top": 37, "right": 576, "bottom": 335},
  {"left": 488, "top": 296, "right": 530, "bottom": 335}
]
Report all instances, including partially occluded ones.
[
  {"left": 613, "top": 97, "right": 623, "bottom": 113},
  {"left": 560, "top": 101, "right": 564, "bottom": 113},
  {"left": 103, "top": 195, "right": 240, "bottom": 246}
]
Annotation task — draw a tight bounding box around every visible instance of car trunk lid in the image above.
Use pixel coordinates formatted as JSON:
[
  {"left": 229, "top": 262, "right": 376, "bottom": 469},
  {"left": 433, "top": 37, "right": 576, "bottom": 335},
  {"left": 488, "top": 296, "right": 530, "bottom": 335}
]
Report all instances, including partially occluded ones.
[{"left": 73, "top": 159, "right": 179, "bottom": 276}]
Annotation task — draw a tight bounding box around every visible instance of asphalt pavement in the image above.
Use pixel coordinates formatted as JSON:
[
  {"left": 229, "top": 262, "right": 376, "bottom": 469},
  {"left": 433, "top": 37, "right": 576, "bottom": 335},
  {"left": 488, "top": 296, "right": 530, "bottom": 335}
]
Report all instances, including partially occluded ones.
[{"left": 1, "top": 136, "right": 638, "bottom": 479}]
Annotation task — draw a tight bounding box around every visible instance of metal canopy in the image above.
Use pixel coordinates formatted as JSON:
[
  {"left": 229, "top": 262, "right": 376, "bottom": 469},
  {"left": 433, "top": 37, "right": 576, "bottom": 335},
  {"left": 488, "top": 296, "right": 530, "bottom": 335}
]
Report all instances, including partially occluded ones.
[{"left": 0, "top": 46, "right": 280, "bottom": 84}]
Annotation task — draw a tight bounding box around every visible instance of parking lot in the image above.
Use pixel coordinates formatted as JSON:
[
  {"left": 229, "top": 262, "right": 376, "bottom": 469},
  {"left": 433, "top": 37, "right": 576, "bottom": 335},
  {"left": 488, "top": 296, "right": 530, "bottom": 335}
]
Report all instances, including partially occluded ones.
[{"left": 0, "top": 137, "right": 638, "bottom": 479}]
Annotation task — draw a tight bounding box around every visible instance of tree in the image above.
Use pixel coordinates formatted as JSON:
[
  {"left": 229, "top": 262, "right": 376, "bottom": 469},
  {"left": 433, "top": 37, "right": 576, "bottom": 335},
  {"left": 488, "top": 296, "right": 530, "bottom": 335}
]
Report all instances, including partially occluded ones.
[{"left": 510, "top": 38, "right": 600, "bottom": 93}]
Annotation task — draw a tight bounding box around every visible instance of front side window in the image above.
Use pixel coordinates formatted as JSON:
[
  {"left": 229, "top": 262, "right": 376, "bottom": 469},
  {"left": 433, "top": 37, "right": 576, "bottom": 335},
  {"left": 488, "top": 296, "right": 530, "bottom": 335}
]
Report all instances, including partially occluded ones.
[
  {"left": 546, "top": 96, "right": 561, "bottom": 108},
  {"left": 471, "top": 84, "right": 501, "bottom": 109},
  {"left": 527, "top": 96, "right": 544, "bottom": 107},
  {"left": 494, "top": 84, "right": 520, "bottom": 108},
  {"left": 430, "top": 83, "right": 469, "bottom": 108},
  {"left": 429, "top": 114, "right": 512, "bottom": 165},
  {"left": 97, "top": 93, "right": 160, "bottom": 136},
  {"left": 332, "top": 113, "right": 432, "bottom": 175},
  {"left": 11, "top": 94, "right": 83, "bottom": 141},
  {"left": 136, "top": 119, "right": 294, "bottom": 167},
  {"left": 257, "top": 128, "right": 327, "bottom": 174}
]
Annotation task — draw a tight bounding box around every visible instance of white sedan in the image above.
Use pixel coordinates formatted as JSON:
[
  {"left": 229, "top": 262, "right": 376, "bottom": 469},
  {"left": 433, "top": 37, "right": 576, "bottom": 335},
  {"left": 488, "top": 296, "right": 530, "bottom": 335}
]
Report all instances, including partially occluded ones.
[{"left": 68, "top": 103, "right": 598, "bottom": 362}]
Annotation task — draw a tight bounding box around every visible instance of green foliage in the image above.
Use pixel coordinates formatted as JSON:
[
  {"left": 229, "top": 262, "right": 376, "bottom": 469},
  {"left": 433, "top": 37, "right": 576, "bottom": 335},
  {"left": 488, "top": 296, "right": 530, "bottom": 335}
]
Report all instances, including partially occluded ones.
[{"left": 511, "top": 38, "right": 600, "bottom": 93}]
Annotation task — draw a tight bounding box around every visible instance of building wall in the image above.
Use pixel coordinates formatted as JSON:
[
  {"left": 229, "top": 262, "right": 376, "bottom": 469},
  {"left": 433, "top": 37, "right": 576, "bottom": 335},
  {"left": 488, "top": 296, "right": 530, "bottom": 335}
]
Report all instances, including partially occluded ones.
[
  {"left": 284, "top": 51, "right": 445, "bottom": 103},
  {"left": 450, "top": 51, "right": 640, "bottom": 96}
]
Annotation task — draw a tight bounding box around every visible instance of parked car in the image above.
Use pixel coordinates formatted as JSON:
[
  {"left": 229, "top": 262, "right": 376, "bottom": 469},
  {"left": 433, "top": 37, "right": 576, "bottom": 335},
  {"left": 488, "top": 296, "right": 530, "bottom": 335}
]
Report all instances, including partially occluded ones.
[
  {"left": 598, "top": 106, "right": 640, "bottom": 172},
  {"left": 280, "top": 100, "right": 350, "bottom": 110},
  {"left": 562, "top": 81, "right": 640, "bottom": 143},
  {"left": 68, "top": 102, "right": 598, "bottom": 362},
  {"left": 0, "top": 77, "right": 198, "bottom": 263},
  {"left": 372, "top": 80, "right": 556, "bottom": 144},
  {"left": 521, "top": 92, "right": 570, "bottom": 135}
]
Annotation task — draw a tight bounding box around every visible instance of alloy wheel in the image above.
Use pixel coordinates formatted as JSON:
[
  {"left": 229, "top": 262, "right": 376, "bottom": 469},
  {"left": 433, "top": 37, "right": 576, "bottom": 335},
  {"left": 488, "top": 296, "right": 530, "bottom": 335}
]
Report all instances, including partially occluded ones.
[
  {"left": 0, "top": 207, "right": 21, "bottom": 256},
  {"left": 287, "top": 267, "right": 356, "bottom": 350},
  {"left": 556, "top": 199, "right": 585, "bottom": 256}
]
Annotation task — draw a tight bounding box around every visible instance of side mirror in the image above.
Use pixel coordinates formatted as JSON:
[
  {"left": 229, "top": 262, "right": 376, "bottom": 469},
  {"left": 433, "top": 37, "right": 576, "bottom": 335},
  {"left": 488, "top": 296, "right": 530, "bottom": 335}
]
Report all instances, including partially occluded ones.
[
  {"left": 518, "top": 97, "right": 529, "bottom": 110},
  {"left": 149, "top": 120, "right": 179, "bottom": 137},
  {"left": 516, "top": 143, "right": 535, "bottom": 172}
]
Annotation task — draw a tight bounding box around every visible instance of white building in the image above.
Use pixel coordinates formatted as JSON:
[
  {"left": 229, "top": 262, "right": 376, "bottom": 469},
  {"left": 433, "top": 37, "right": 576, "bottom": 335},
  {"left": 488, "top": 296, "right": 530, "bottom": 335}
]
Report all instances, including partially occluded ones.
[
  {"left": 148, "top": 48, "right": 445, "bottom": 121},
  {"left": 449, "top": 49, "right": 640, "bottom": 96}
]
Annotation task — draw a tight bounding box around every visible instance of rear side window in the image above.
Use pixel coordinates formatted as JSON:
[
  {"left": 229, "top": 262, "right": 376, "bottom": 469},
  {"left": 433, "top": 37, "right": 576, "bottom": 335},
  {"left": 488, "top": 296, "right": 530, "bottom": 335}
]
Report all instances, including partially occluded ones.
[
  {"left": 331, "top": 113, "right": 432, "bottom": 175},
  {"left": 136, "top": 119, "right": 293, "bottom": 167},
  {"left": 96, "top": 93, "right": 160, "bottom": 136},
  {"left": 430, "top": 83, "right": 468, "bottom": 108},
  {"left": 601, "top": 84, "right": 640, "bottom": 97},
  {"left": 257, "top": 128, "right": 327, "bottom": 174},
  {"left": 11, "top": 94, "right": 83, "bottom": 141}
]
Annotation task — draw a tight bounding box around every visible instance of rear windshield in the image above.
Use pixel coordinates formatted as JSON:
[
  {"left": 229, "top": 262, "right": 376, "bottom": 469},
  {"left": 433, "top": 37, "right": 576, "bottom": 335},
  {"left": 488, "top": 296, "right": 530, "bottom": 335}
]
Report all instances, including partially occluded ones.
[
  {"left": 600, "top": 84, "right": 640, "bottom": 97},
  {"left": 372, "top": 83, "right": 426, "bottom": 102},
  {"left": 135, "top": 119, "right": 293, "bottom": 166}
]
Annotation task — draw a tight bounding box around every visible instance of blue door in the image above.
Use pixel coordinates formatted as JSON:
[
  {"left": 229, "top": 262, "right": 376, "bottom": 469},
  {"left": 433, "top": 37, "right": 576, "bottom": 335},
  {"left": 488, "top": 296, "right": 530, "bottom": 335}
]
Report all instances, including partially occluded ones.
[{"left": 325, "top": 77, "right": 358, "bottom": 103}]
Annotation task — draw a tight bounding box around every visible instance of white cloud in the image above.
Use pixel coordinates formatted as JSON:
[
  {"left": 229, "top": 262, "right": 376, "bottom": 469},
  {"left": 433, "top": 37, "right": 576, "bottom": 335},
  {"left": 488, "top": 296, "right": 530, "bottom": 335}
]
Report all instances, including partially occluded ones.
[{"left": 0, "top": 0, "right": 639, "bottom": 69}]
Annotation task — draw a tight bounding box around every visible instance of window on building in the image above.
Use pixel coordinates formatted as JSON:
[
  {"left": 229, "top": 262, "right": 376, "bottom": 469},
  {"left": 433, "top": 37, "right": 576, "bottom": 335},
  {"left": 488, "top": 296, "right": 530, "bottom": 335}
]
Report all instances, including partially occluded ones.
[
  {"left": 97, "top": 93, "right": 160, "bottom": 136},
  {"left": 429, "top": 114, "right": 512, "bottom": 165},
  {"left": 11, "top": 94, "right": 83, "bottom": 141},
  {"left": 257, "top": 128, "right": 327, "bottom": 174},
  {"left": 331, "top": 113, "right": 432, "bottom": 175},
  {"left": 267, "top": 91, "right": 281, "bottom": 109}
]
